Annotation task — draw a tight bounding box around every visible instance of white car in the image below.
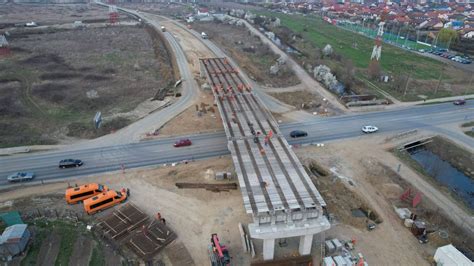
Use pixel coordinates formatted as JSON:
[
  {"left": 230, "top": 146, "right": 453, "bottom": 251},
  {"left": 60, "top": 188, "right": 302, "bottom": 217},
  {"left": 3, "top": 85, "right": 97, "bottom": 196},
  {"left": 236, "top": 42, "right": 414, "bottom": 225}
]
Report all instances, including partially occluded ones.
[{"left": 362, "top": 125, "right": 378, "bottom": 133}]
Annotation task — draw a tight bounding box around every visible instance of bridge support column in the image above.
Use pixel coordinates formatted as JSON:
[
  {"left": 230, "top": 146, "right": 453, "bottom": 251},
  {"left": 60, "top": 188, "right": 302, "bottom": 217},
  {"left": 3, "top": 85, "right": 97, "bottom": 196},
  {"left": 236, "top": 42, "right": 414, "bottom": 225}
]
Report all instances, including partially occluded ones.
[
  {"left": 299, "top": 234, "right": 313, "bottom": 255},
  {"left": 263, "top": 238, "right": 275, "bottom": 260}
]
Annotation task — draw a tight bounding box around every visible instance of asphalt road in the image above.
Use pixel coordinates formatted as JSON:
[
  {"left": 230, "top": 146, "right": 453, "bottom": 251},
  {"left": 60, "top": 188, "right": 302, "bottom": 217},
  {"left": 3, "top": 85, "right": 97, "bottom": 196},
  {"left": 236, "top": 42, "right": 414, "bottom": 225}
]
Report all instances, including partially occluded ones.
[{"left": 1, "top": 101, "right": 472, "bottom": 187}]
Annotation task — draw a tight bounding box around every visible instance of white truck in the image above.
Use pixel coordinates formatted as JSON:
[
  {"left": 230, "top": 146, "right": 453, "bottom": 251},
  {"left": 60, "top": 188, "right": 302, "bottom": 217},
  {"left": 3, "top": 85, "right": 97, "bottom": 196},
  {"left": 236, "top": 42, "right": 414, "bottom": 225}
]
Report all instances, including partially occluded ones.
[
  {"left": 161, "top": 26, "right": 166, "bottom": 32},
  {"left": 201, "top": 32, "right": 208, "bottom": 39}
]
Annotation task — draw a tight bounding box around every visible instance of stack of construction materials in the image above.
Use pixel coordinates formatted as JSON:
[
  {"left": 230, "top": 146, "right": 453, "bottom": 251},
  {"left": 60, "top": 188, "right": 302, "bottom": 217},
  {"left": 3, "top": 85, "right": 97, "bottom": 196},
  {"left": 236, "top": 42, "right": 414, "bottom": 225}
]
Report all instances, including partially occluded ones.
[
  {"left": 175, "top": 182, "right": 237, "bottom": 192},
  {"left": 95, "top": 203, "right": 176, "bottom": 260}
]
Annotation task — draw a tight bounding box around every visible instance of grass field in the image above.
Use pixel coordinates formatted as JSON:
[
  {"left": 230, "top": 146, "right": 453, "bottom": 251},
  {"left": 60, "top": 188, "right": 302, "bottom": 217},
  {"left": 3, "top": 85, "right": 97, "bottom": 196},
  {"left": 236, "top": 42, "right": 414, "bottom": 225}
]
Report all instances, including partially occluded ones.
[
  {"left": 255, "top": 12, "right": 473, "bottom": 101},
  {"left": 20, "top": 219, "right": 101, "bottom": 266},
  {"left": 338, "top": 22, "right": 432, "bottom": 51},
  {"left": 0, "top": 24, "right": 173, "bottom": 148},
  {"left": 461, "top": 121, "right": 474, "bottom": 127},
  {"left": 259, "top": 12, "right": 444, "bottom": 79}
]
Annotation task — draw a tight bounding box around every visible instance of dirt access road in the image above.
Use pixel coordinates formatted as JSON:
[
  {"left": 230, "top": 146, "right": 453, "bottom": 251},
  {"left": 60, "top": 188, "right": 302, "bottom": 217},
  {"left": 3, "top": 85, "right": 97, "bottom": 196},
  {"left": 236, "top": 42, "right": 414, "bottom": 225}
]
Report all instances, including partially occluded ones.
[
  {"left": 154, "top": 14, "right": 296, "bottom": 114},
  {"left": 296, "top": 132, "right": 474, "bottom": 256},
  {"left": 140, "top": 13, "right": 293, "bottom": 137},
  {"left": 235, "top": 17, "right": 347, "bottom": 113}
]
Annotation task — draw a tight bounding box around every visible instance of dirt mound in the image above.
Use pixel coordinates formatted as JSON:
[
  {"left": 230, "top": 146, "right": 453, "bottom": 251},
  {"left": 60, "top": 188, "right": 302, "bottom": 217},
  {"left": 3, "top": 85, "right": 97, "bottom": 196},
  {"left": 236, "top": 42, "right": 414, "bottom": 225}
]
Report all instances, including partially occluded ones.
[{"left": 381, "top": 183, "right": 403, "bottom": 199}]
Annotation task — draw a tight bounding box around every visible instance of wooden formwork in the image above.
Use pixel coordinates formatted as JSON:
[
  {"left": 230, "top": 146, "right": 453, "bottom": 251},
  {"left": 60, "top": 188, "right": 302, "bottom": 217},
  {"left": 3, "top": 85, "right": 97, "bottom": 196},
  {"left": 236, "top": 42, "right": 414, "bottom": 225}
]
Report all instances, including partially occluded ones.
[
  {"left": 126, "top": 221, "right": 177, "bottom": 260},
  {"left": 94, "top": 203, "right": 177, "bottom": 260},
  {"left": 95, "top": 203, "right": 150, "bottom": 243}
]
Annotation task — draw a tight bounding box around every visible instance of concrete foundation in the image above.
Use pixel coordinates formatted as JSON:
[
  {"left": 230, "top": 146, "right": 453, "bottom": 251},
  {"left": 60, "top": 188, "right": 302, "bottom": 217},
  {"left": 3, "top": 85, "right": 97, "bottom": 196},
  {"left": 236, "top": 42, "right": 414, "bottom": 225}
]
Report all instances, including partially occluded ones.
[
  {"left": 263, "top": 238, "right": 275, "bottom": 261},
  {"left": 249, "top": 215, "right": 330, "bottom": 260},
  {"left": 299, "top": 234, "right": 314, "bottom": 255}
]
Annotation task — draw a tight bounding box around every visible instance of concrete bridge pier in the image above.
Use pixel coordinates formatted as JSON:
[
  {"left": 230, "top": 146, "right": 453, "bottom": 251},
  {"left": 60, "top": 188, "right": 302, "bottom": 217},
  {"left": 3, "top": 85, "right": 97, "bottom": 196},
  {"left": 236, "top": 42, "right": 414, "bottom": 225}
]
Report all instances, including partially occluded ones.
[
  {"left": 263, "top": 238, "right": 275, "bottom": 261},
  {"left": 261, "top": 234, "right": 314, "bottom": 260},
  {"left": 299, "top": 234, "right": 314, "bottom": 255}
]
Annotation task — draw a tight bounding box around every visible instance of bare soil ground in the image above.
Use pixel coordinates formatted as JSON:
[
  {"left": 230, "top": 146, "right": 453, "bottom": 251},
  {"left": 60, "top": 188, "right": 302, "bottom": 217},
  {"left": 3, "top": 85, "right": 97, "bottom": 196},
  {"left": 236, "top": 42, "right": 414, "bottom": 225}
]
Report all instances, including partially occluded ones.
[
  {"left": 0, "top": 22, "right": 173, "bottom": 147},
  {"left": 0, "top": 157, "right": 251, "bottom": 265},
  {"left": 121, "top": 3, "right": 191, "bottom": 18},
  {"left": 0, "top": 4, "right": 109, "bottom": 25},
  {"left": 138, "top": 19, "right": 223, "bottom": 138},
  {"left": 270, "top": 90, "right": 335, "bottom": 116},
  {"left": 69, "top": 235, "right": 94, "bottom": 266},
  {"left": 192, "top": 21, "right": 300, "bottom": 88},
  {"left": 295, "top": 135, "right": 474, "bottom": 264},
  {"left": 151, "top": 92, "right": 223, "bottom": 138},
  {"left": 160, "top": 19, "right": 214, "bottom": 74}
]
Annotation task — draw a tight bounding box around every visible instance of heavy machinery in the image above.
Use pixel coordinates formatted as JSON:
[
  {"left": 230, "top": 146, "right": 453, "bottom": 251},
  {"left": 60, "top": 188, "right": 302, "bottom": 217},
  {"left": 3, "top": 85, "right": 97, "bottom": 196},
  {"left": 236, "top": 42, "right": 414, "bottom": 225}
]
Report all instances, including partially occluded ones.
[{"left": 208, "top": 233, "right": 230, "bottom": 266}]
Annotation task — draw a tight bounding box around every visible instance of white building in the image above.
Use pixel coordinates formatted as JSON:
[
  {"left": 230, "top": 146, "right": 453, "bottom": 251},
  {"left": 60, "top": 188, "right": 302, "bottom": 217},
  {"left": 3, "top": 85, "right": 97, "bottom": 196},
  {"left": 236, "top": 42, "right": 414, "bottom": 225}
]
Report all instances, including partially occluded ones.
[{"left": 433, "top": 244, "right": 473, "bottom": 266}]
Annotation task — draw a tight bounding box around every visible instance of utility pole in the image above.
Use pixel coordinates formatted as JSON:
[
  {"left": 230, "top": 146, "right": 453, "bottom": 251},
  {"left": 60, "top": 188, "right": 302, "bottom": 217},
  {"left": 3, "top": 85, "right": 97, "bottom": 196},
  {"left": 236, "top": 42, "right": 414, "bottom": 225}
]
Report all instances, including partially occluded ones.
[
  {"left": 404, "top": 29, "right": 409, "bottom": 47},
  {"left": 403, "top": 72, "right": 411, "bottom": 97},
  {"left": 397, "top": 26, "right": 402, "bottom": 45},
  {"left": 415, "top": 30, "right": 420, "bottom": 50},
  {"left": 435, "top": 65, "right": 444, "bottom": 95}
]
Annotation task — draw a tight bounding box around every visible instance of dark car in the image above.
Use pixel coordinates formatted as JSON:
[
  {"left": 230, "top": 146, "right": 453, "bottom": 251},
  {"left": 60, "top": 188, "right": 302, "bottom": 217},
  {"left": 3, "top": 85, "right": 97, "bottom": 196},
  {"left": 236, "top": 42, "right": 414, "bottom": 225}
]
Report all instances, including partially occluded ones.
[
  {"left": 453, "top": 99, "right": 466, "bottom": 105},
  {"left": 173, "top": 139, "right": 192, "bottom": 147},
  {"left": 290, "top": 130, "right": 308, "bottom": 138},
  {"left": 59, "top": 159, "right": 83, "bottom": 168}
]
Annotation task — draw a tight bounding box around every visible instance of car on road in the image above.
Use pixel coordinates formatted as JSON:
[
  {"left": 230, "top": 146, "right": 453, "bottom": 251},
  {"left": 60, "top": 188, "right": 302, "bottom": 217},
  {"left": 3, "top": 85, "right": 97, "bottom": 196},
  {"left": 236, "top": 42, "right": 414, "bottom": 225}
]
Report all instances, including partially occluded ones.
[
  {"left": 7, "top": 172, "right": 35, "bottom": 182},
  {"left": 453, "top": 99, "right": 466, "bottom": 105},
  {"left": 290, "top": 130, "right": 308, "bottom": 138},
  {"left": 174, "top": 139, "right": 192, "bottom": 147},
  {"left": 59, "top": 159, "right": 83, "bottom": 168},
  {"left": 362, "top": 125, "right": 378, "bottom": 133}
]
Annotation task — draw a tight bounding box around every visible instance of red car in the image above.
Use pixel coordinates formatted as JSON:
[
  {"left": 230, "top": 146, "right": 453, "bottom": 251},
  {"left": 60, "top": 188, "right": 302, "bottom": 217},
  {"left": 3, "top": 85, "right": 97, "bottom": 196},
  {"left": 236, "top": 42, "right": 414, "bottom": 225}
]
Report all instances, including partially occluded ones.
[
  {"left": 453, "top": 99, "right": 466, "bottom": 105},
  {"left": 173, "top": 139, "right": 192, "bottom": 147}
]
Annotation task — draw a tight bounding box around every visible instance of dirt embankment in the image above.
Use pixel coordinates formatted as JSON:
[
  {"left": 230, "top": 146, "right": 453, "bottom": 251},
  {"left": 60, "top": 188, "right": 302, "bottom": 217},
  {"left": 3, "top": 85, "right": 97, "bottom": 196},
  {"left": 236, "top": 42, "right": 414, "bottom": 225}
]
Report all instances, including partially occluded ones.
[
  {"left": 145, "top": 24, "right": 178, "bottom": 82},
  {"left": 425, "top": 136, "right": 474, "bottom": 178},
  {"left": 270, "top": 90, "right": 333, "bottom": 115},
  {"left": 192, "top": 21, "right": 300, "bottom": 88},
  {"left": 304, "top": 159, "right": 383, "bottom": 230}
]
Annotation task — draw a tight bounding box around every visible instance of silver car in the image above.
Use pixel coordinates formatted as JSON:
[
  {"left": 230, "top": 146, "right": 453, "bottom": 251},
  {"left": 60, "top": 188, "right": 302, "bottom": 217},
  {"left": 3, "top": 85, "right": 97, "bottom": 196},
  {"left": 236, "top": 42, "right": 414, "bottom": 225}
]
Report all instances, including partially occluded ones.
[
  {"left": 362, "top": 125, "right": 378, "bottom": 133},
  {"left": 7, "top": 172, "right": 35, "bottom": 182}
]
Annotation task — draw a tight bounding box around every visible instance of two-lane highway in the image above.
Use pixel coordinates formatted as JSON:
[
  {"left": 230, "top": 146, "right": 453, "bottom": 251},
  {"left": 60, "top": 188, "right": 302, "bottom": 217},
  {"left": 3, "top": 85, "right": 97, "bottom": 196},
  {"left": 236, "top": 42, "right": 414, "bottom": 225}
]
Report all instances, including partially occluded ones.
[{"left": 0, "top": 101, "right": 472, "bottom": 187}]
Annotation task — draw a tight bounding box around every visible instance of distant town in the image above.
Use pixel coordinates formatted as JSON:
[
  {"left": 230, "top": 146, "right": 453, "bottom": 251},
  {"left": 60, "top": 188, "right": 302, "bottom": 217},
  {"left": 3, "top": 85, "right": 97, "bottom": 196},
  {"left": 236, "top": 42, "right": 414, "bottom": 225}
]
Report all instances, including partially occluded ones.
[{"left": 244, "top": 0, "right": 473, "bottom": 56}]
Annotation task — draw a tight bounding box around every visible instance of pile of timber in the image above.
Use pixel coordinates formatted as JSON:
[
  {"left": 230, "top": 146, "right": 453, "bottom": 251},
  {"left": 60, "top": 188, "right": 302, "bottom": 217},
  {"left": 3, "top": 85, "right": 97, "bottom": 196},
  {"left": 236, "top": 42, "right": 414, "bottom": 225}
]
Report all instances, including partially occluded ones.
[{"left": 175, "top": 182, "right": 238, "bottom": 192}]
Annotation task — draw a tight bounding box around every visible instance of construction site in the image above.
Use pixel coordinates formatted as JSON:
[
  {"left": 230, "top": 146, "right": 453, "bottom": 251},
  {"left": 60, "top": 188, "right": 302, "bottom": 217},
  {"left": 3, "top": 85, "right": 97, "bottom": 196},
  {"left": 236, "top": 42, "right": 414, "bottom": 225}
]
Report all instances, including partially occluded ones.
[{"left": 0, "top": 2, "right": 473, "bottom": 266}]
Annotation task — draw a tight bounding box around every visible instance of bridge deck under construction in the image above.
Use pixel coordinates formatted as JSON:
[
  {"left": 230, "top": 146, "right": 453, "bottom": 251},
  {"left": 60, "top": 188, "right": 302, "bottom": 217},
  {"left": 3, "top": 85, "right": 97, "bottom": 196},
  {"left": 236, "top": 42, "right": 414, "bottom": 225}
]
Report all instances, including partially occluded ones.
[{"left": 200, "top": 58, "right": 326, "bottom": 222}]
